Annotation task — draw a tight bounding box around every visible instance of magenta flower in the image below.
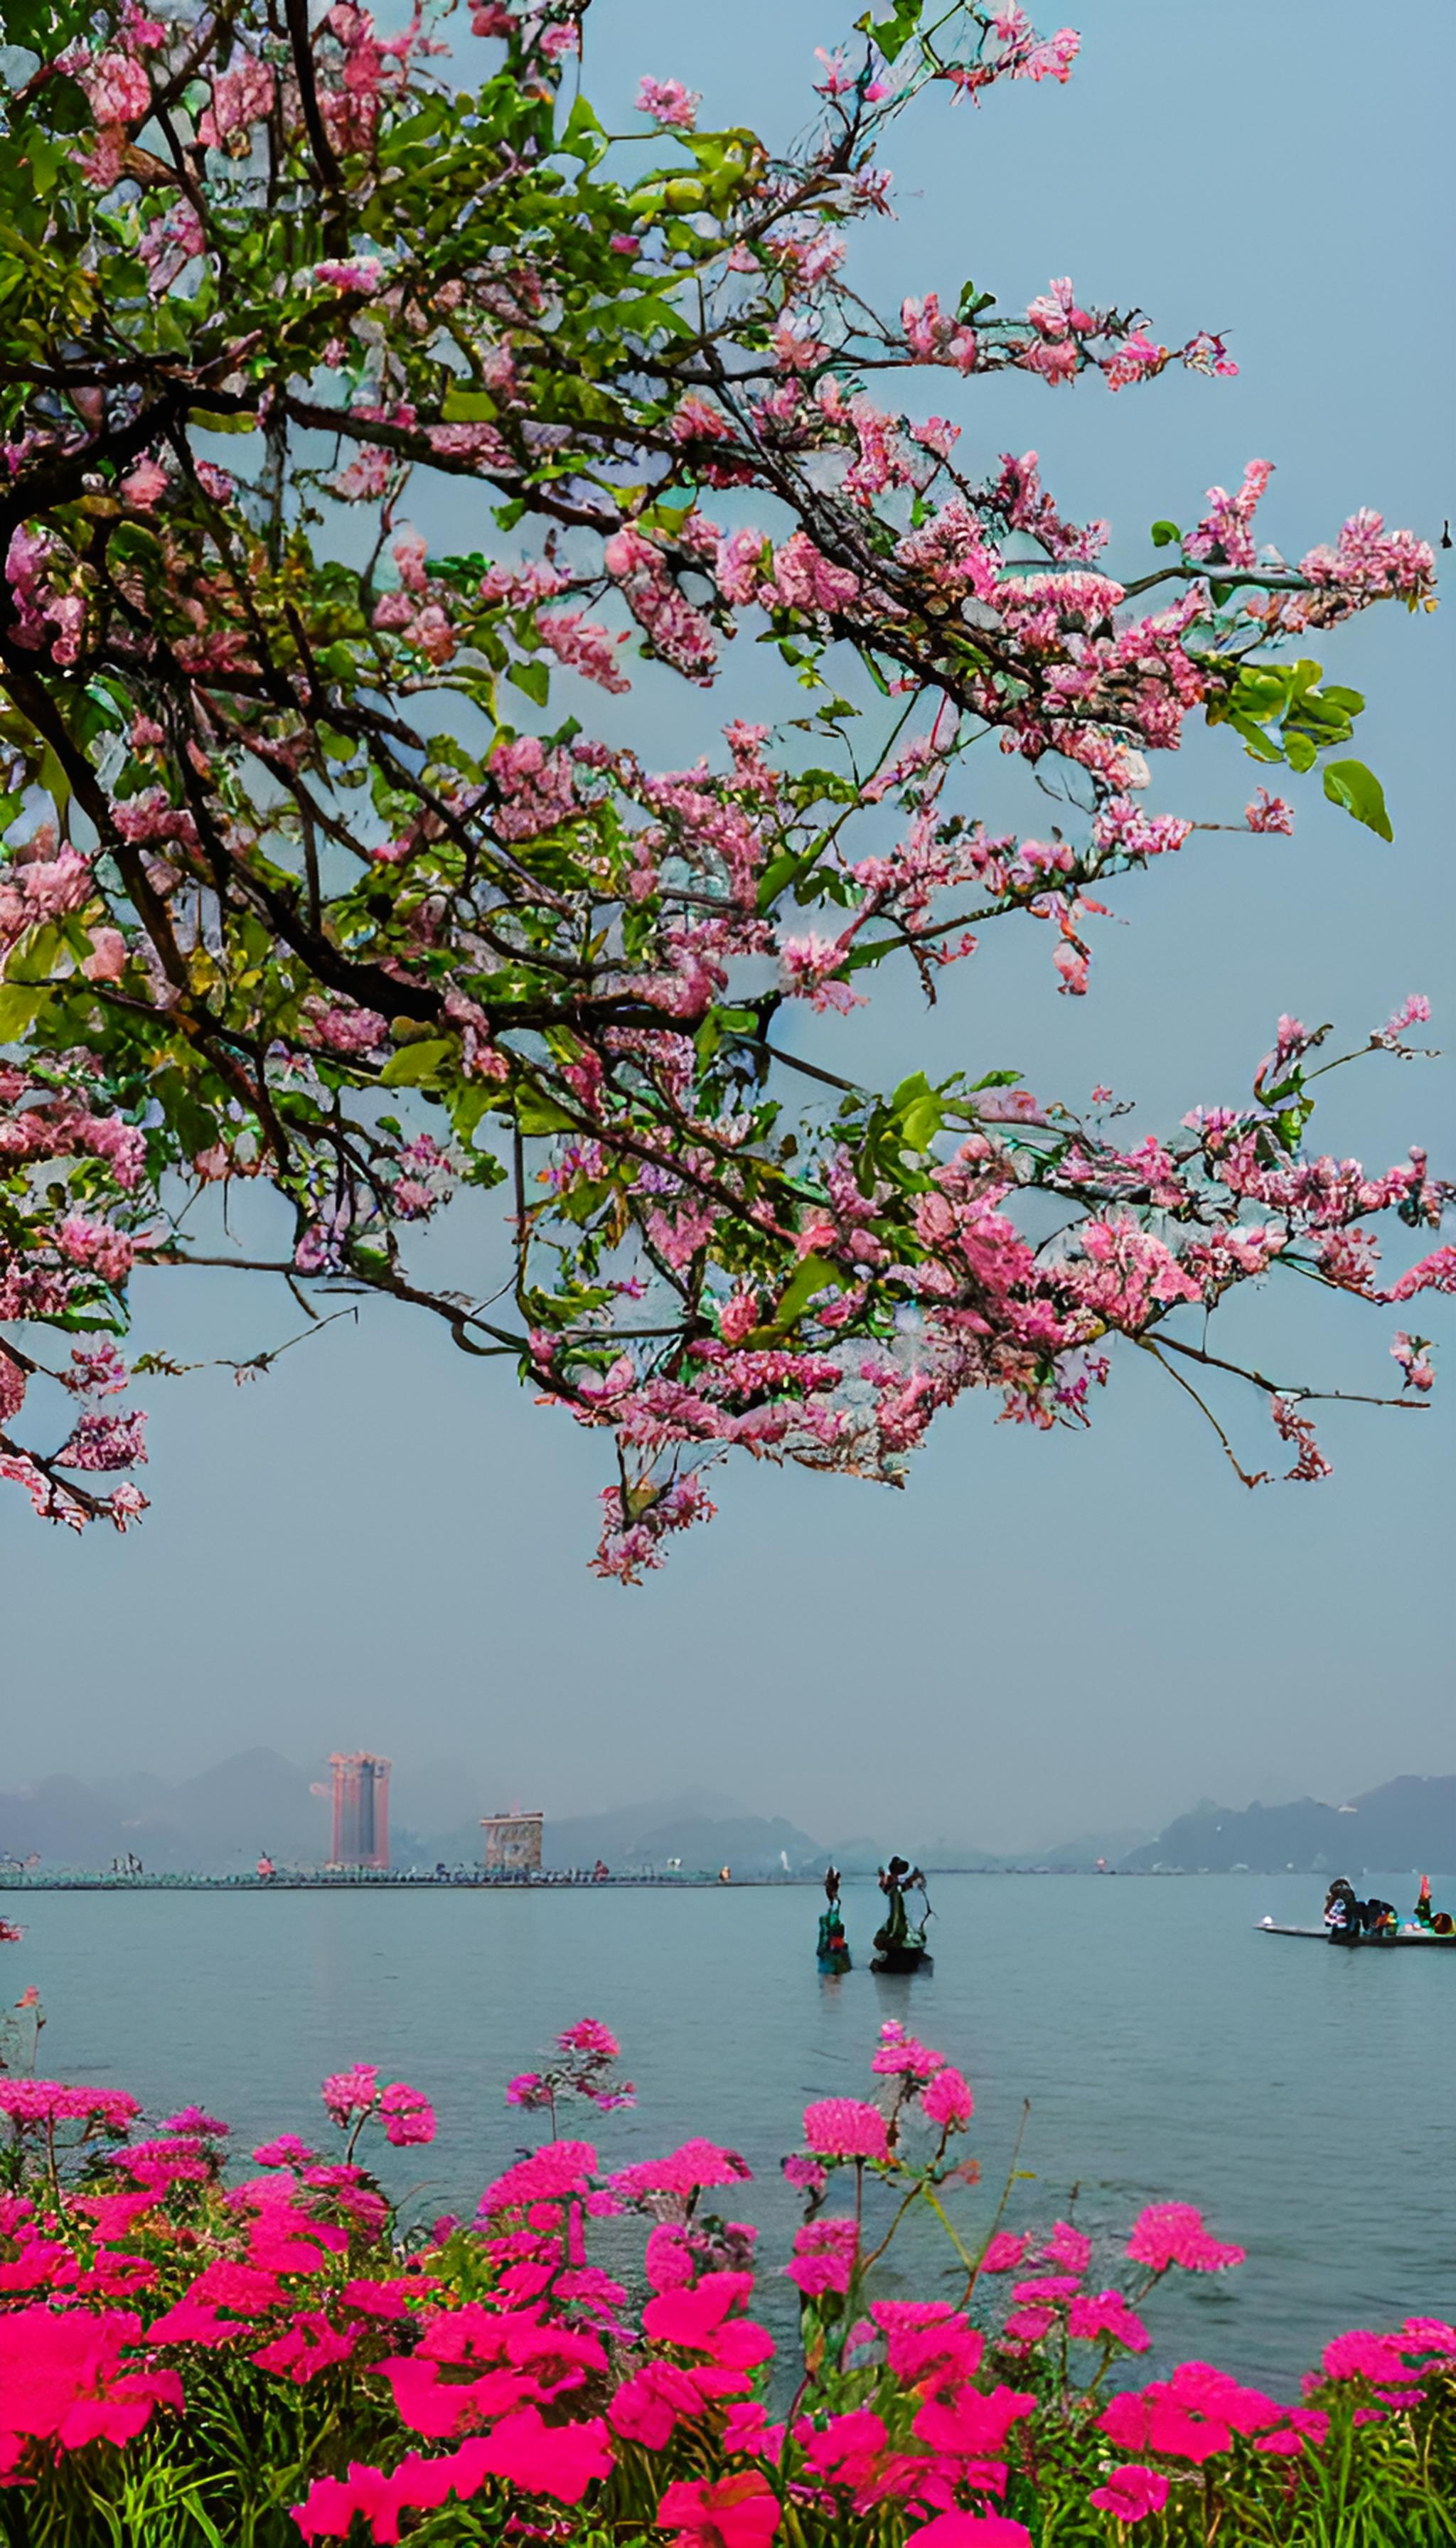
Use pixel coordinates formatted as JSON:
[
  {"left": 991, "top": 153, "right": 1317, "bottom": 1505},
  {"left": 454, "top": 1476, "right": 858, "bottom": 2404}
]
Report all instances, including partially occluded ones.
[
  {"left": 1040, "top": 2220, "right": 1091, "bottom": 2276},
  {"left": 321, "top": 2065, "right": 378, "bottom": 2126},
  {"left": 1125, "top": 2203, "right": 1245, "bottom": 2274},
  {"left": 505, "top": 2072, "right": 545, "bottom": 2107},
  {"left": 657, "top": 2471, "right": 781, "bottom": 2548},
  {"left": 785, "top": 2219, "right": 858, "bottom": 2298},
  {"left": 559, "top": 2018, "right": 619, "bottom": 2060},
  {"left": 479, "top": 2139, "right": 598, "bottom": 2217},
  {"left": 1069, "top": 2290, "right": 1151, "bottom": 2352},
  {"left": 904, "top": 2515, "right": 1034, "bottom": 2548},
  {"left": 921, "top": 2065, "right": 974, "bottom": 2129},
  {"left": 781, "top": 2153, "right": 828, "bottom": 2198},
  {"left": 978, "top": 2232, "right": 1030, "bottom": 2274},
  {"left": 379, "top": 2083, "right": 436, "bottom": 2147},
  {"left": 1322, "top": 2330, "right": 1423, "bottom": 2387},
  {"left": 614, "top": 2141, "right": 752, "bottom": 2199},
  {"left": 871, "top": 2020, "right": 946, "bottom": 2080},
  {"left": 1087, "top": 2466, "right": 1169, "bottom": 2522},
  {"left": 801, "top": 2099, "right": 889, "bottom": 2161},
  {"left": 252, "top": 2134, "right": 315, "bottom": 2169},
  {"left": 479, "top": 2404, "right": 613, "bottom": 2502},
  {"left": 161, "top": 2107, "right": 229, "bottom": 2138},
  {"left": 0, "top": 2081, "right": 139, "bottom": 2129}
]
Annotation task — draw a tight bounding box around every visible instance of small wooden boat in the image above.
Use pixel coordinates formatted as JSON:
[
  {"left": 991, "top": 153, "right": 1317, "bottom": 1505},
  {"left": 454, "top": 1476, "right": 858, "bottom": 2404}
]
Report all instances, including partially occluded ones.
[
  {"left": 1257, "top": 1920, "right": 1456, "bottom": 1949},
  {"left": 870, "top": 1941, "right": 933, "bottom": 1975}
]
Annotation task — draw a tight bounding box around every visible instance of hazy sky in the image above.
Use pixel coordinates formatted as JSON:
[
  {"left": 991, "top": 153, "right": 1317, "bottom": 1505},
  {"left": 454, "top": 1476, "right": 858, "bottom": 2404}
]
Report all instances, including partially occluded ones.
[{"left": 3, "top": 0, "right": 1451, "bottom": 1848}]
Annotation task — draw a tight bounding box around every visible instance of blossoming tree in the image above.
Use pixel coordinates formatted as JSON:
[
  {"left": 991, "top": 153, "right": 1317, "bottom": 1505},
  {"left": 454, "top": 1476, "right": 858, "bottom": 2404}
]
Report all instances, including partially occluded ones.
[{"left": 0, "top": 0, "right": 1446, "bottom": 1575}]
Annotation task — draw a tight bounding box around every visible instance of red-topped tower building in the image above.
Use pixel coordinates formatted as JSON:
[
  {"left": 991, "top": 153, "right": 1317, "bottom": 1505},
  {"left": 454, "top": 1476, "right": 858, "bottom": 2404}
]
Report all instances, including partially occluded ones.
[{"left": 328, "top": 1753, "right": 391, "bottom": 1870}]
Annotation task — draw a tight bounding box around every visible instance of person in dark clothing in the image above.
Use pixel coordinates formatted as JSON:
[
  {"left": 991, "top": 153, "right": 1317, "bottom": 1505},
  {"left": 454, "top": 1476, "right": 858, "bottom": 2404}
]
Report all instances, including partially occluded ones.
[{"left": 1323, "top": 1878, "right": 1364, "bottom": 1944}]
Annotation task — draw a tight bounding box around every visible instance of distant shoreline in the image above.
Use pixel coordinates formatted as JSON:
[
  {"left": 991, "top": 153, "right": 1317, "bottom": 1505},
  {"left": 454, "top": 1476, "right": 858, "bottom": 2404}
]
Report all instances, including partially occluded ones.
[{"left": 0, "top": 1865, "right": 1422, "bottom": 1891}]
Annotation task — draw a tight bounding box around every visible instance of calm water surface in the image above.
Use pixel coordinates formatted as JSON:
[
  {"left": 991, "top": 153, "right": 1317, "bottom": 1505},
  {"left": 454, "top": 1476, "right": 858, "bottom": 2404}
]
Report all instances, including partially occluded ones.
[{"left": 11, "top": 1871, "right": 1455, "bottom": 2388}]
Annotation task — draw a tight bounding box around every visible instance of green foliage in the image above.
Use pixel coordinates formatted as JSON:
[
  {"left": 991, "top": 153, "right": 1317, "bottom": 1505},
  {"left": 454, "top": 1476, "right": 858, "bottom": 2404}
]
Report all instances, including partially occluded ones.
[{"left": 1322, "top": 756, "right": 1393, "bottom": 841}]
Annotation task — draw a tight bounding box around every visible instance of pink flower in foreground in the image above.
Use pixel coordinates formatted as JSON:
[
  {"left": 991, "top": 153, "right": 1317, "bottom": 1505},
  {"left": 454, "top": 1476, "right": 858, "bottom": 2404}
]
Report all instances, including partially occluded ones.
[
  {"left": 1088, "top": 2465, "right": 1169, "bottom": 2522},
  {"left": 872, "top": 2020, "right": 946, "bottom": 2079},
  {"left": 1322, "top": 2330, "right": 1423, "bottom": 2387},
  {"left": 657, "top": 2471, "right": 781, "bottom": 2548},
  {"left": 921, "top": 2065, "right": 974, "bottom": 2129},
  {"left": 614, "top": 2139, "right": 752, "bottom": 2197},
  {"left": 480, "top": 2405, "right": 613, "bottom": 2500},
  {"left": 978, "top": 2232, "right": 1030, "bottom": 2274},
  {"left": 781, "top": 2152, "right": 828, "bottom": 2197},
  {"left": 559, "top": 2018, "right": 619, "bottom": 2060},
  {"left": 1125, "top": 2203, "right": 1244, "bottom": 2274},
  {"left": 380, "top": 2082, "right": 436, "bottom": 2146},
  {"left": 0, "top": 2306, "right": 181, "bottom": 2457},
  {"left": 253, "top": 2134, "right": 315, "bottom": 2168},
  {"left": 905, "top": 2517, "right": 1033, "bottom": 2548},
  {"left": 1069, "top": 2290, "right": 1151, "bottom": 2352},
  {"left": 785, "top": 2218, "right": 857, "bottom": 2297},
  {"left": 801, "top": 2098, "right": 889, "bottom": 2161},
  {"left": 480, "top": 2138, "right": 597, "bottom": 2215},
  {"left": 1041, "top": 2220, "right": 1091, "bottom": 2276},
  {"left": 321, "top": 2065, "right": 378, "bottom": 2125}
]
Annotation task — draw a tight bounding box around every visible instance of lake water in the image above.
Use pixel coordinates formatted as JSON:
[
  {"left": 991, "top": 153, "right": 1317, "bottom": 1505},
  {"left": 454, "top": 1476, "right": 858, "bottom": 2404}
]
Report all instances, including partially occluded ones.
[{"left": 9, "top": 1870, "right": 1454, "bottom": 2390}]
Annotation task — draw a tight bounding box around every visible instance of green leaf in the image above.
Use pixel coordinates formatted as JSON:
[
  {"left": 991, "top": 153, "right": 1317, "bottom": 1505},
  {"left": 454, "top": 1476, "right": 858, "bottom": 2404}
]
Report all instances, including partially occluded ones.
[
  {"left": 891, "top": 1069, "right": 944, "bottom": 1152},
  {"left": 1322, "top": 758, "right": 1393, "bottom": 842},
  {"left": 968, "top": 1069, "right": 1022, "bottom": 1091},
  {"left": 441, "top": 384, "right": 498, "bottom": 422},
  {"left": 508, "top": 658, "right": 551, "bottom": 707},
  {"left": 766, "top": 1251, "right": 845, "bottom": 1331},
  {"left": 378, "top": 1038, "right": 454, "bottom": 1086},
  {"left": 515, "top": 1089, "right": 579, "bottom": 1135},
  {"left": 864, "top": 0, "right": 924, "bottom": 62},
  {"left": 0, "top": 983, "right": 51, "bottom": 1040},
  {"left": 446, "top": 1083, "right": 504, "bottom": 1146},
  {"left": 1149, "top": 520, "right": 1182, "bottom": 549},
  {"left": 558, "top": 94, "right": 605, "bottom": 157}
]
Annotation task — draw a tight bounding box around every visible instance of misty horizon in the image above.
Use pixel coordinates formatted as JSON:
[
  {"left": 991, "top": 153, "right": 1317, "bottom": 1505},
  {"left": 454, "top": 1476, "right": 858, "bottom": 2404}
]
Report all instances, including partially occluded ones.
[{"left": 6, "top": 1741, "right": 1455, "bottom": 1862}]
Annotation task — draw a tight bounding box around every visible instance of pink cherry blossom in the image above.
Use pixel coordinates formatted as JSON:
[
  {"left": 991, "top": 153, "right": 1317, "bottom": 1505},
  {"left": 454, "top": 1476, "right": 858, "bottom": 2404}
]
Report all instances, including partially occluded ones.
[{"left": 636, "top": 76, "right": 700, "bottom": 129}]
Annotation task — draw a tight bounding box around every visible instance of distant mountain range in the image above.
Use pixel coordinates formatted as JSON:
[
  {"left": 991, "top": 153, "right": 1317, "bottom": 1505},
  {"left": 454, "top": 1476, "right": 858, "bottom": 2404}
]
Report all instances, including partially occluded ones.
[
  {"left": 1120, "top": 1777, "right": 1456, "bottom": 1875},
  {"left": 0, "top": 1761, "right": 834, "bottom": 1880},
  {"left": 0, "top": 1751, "right": 330, "bottom": 1875},
  {"left": 1, "top": 1755, "right": 1450, "bottom": 1881}
]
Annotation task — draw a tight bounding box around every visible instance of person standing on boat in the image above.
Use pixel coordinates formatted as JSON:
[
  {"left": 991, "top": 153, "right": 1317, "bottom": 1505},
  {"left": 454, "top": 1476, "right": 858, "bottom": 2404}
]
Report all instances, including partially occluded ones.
[
  {"left": 875, "top": 1858, "right": 926, "bottom": 1954},
  {"left": 1412, "top": 1874, "right": 1455, "bottom": 1935},
  {"left": 1323, "top": 1878, "right": 1363, "bottom": 1943},
  {"left": 818, "top": 1866, "right": 850, "bottom": 1974}
]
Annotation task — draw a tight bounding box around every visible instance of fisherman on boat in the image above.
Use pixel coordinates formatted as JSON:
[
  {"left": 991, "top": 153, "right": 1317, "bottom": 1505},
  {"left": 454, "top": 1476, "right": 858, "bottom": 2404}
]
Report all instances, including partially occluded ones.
[
  {"left": 1323, "top": 1878, "right": 1364, "bottom": 1943},
  {"left": 872, "top": 1858, "right": 932, "bottom": 1971},
  {"left": 817, "top": 1866, "right": 851, "bottom": 1974},
  {"left": 1323, "top": 1879, "right": 1397, "bottom": 1942}
]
